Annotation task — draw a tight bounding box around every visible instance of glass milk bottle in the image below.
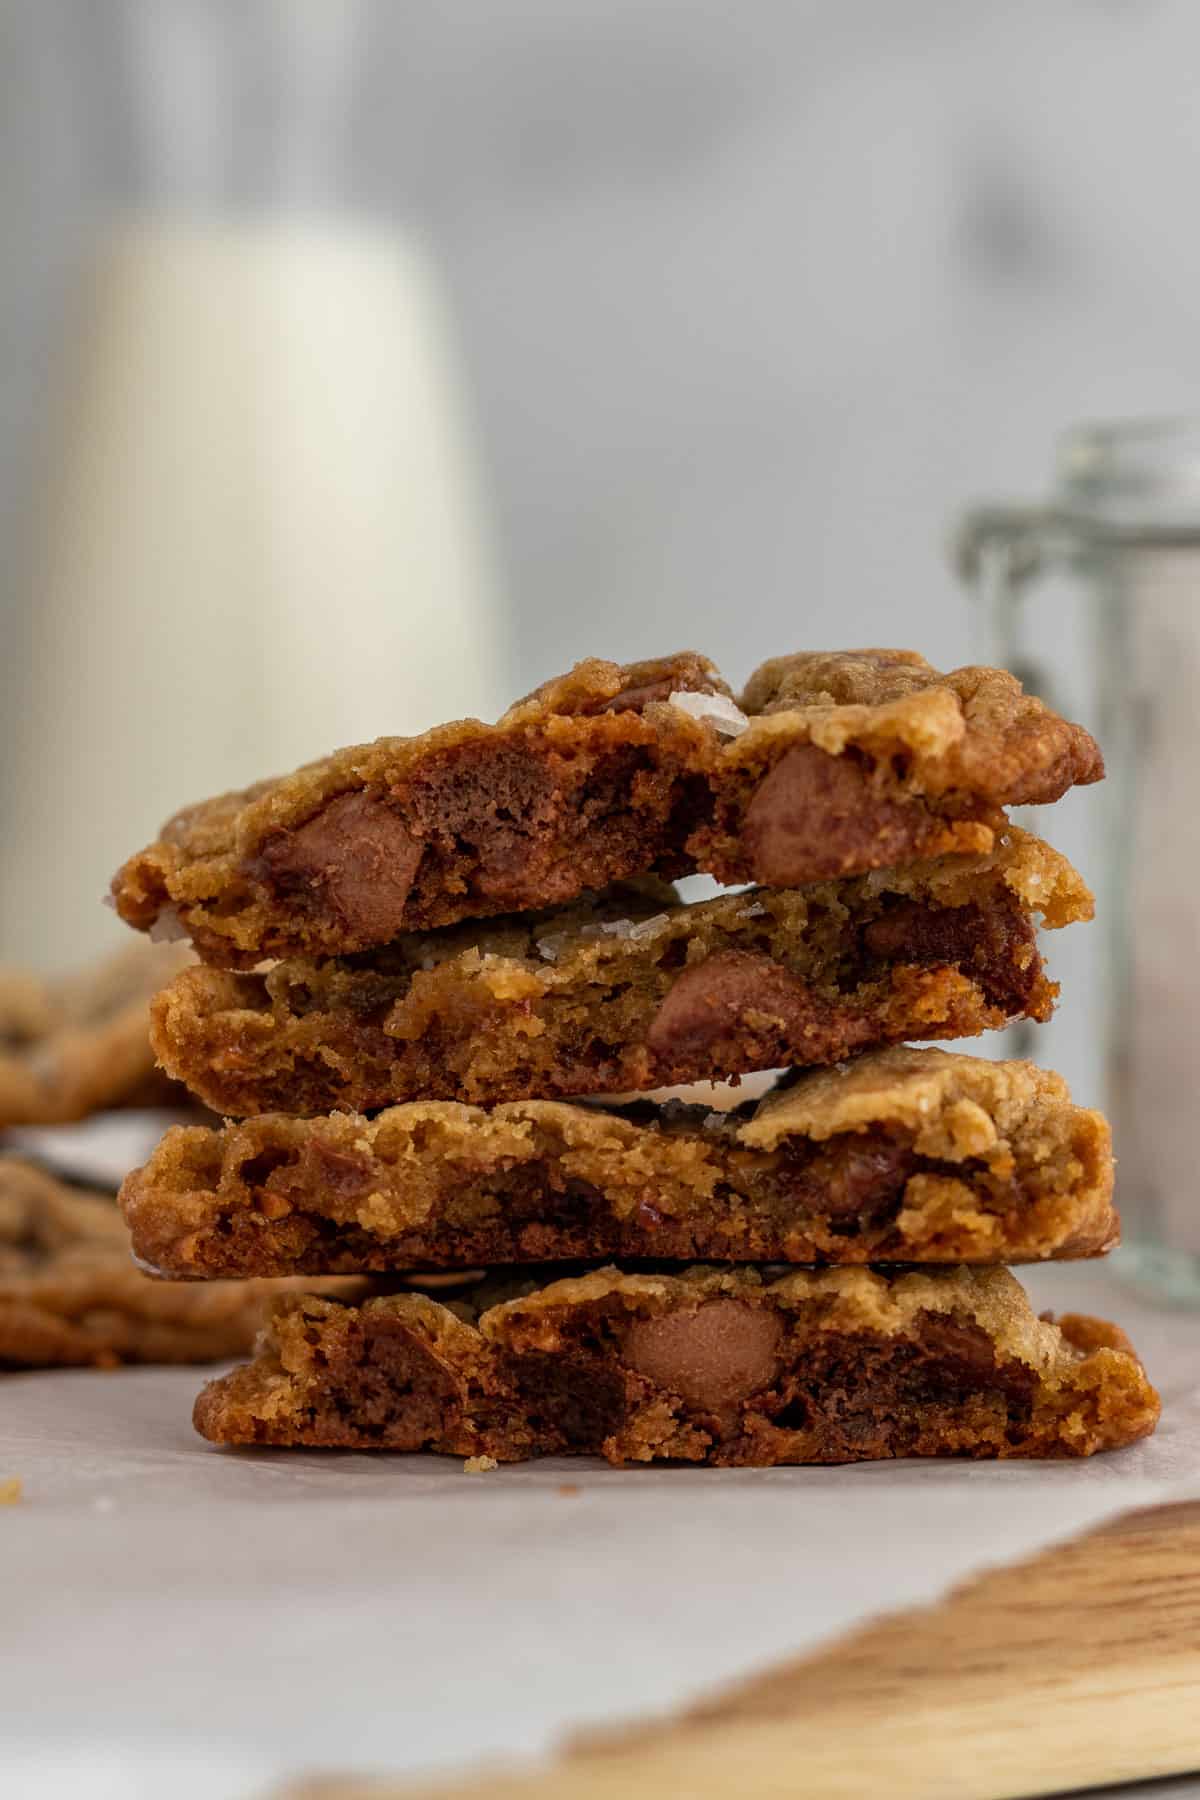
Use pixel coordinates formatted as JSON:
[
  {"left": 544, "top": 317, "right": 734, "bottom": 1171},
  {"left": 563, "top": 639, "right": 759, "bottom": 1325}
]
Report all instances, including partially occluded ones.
[
  {"left": 955, "top": 418, "right": 1200, "bottom": 1304},
  {"left": 0, "top": 7, "right": 508, "bottom": 969},
  {"left": 0, "top": 223, "right": 506, "bottom": 969}
]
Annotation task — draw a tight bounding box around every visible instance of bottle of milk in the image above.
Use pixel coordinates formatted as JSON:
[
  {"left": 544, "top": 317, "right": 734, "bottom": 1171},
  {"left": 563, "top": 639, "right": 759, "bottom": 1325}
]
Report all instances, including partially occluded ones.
[{"left": 0, "top": 221, "right": 508, "bottom": 968}]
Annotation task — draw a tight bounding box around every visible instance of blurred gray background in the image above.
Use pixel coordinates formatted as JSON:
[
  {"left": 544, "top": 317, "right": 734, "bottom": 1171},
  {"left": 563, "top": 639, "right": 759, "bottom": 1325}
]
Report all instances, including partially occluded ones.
[{"left": 4, "top": 0, "right": 1199, "bottom": 682}]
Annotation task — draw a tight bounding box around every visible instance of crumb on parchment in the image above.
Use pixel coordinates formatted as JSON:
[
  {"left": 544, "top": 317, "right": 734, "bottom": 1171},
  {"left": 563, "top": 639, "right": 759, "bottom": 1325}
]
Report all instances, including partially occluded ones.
[
  {"left": 0, "top": 1477, "right": 23, "bottom": 1505},
  {"left": 463, "top": 1455, "right": 498, "bottom": 1475}
]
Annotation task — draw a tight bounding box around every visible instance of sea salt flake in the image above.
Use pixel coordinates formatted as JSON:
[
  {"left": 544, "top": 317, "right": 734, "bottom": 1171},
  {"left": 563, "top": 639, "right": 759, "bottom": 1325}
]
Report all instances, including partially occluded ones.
[
  {"left": 540, "top": 914, "right": 659, "bottom": 961},
  {"left": 627, "top": 914, "right": 669, "bottom": 942},
  {"left": 148, "top": 906, "right": 187, "bottom": 943},
  {"left": 668, "top": 690, "right": 750, "bottom": 738}
]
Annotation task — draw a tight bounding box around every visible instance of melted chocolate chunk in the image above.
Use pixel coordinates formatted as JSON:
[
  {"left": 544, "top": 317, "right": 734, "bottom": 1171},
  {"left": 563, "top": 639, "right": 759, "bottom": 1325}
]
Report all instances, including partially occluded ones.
[
  {"left": 257, "top": 793, "right": 423, "bottom": 945},
  {"left": 762, "top": 1320, "right": 1038, "bottom": 1458},
  {"left": 778, "top": 1134, "right": 917, "bottom": 1223},
  {"left": 622, "top": 1299, "right": 782, "bottom": 1416},
  {"left": 288, "top": 1311, "right": 472, "bottom": 1446},
  {"left": 862, "top": 898, "right": 1039, "bottom": 1012},
  {"left": 646, "top": 951, "right": 826, "bottom": 1063},
  {"left": 915, "top": 1313, "right": 1034, "bottom": 1399},
  {"left": 404, "top": 740, "right": 689, "bottom": 912},
  {"left": 744, "top": 745, "right": 926, "bottom": 883}
]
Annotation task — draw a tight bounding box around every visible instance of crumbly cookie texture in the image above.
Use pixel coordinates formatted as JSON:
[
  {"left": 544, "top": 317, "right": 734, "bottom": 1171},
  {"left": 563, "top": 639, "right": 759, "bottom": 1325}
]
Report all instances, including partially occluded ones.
[
  {"left": 0, "top": 942, "right": 192, "bottom": 1127},
  {"left": 192, "top": 1264, "right": 1158, "bottom": 1464},
  {"left": 122, "top": 1047, "right": 1116, "bottom": 1277},
  {"left": 110, "top": 649, "right": 1102, "bottom": 966},
  {"left": 0, "top": 1158, "right": 367, "bottom": 1369},
  {"left": 149, "top": 829, "right": 1091, "bottom": 1117}
]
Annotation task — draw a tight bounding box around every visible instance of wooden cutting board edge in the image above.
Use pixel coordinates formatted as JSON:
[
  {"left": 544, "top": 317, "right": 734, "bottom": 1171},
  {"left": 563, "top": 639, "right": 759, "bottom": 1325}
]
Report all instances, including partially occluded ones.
[{"left": 290, "top": 1500, "right": 1200, "bottom": 1800}]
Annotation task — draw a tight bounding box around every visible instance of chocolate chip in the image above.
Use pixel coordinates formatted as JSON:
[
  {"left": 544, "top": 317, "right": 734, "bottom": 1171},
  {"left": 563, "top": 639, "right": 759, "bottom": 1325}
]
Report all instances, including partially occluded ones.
[
  {"left": 862, "top": 899, "right": 1038, "bottom": 1012},
  {"left": 782, "top": 1135, "right": 917, "bottom": 1223},
  {"left": 916, "top": 1313, "right": 1034, "bottom": 1401},
  {"left": 334, "top": 1313, "right": 465, "bottom": 1441},
  {"left": 915, "top": 1314, "right": 998, "bottom": 1378},
  {"left": 863, "top": 900, "right": 975, "bottom": 964},
  {"left": 622, "top": 1299, "right": 781, "bottom": 1415},
  {"left": 744, "top": 745, "right": 922, "bottom": 883},
  {"left": 257, "top": 792, "right": 423, "bottom": 945},
  {"left": 645, "top": 950, "right": 818, "bottom": 1063}
]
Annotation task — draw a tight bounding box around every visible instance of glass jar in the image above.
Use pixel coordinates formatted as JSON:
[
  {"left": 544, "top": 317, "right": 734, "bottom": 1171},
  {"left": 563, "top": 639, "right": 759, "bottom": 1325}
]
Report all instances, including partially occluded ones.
[{"left": 955, "top": 418, "right": 1200, "bottom": 1305}]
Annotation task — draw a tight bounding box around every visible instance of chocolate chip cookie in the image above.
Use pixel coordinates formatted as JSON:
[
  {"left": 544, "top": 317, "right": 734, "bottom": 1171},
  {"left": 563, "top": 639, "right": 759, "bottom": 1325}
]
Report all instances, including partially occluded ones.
[
  {"left": 111, "top": 650, "right": 1102, "bottom": 967},
  {"left": 192, "top": 1264, "right": 1159, "bottom": 1463},
  {"left": 121, "top": 1047, "right": 1116, "bottom": 1277},
  {"left": 148, "top": 829, "right": 1090, "bottom": 1116}
]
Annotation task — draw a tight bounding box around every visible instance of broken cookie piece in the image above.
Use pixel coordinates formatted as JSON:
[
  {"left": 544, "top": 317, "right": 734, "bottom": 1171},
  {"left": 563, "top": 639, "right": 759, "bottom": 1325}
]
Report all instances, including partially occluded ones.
[
  {"left": 110, "top": 649, "right": 1102, "bottom": 966},
  {"left": 121, "top": 1047, "right": 1116, "bottom": 1277},
  {"left": 147, "top": 829, "right": 1091, "bottom": 1116},
  {"left": 192, "top": 1264, "right": 1159, "bottom": 1464}
]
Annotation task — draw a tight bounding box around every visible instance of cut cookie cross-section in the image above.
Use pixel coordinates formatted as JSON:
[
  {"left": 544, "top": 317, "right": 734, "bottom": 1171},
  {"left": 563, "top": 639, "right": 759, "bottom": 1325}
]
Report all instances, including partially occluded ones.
[
  {"left": 192, "top": 1264, "right": 1159, "bottom": 1465},
  {"left": 148, "top": 828, "right": 1091, "bottom": 1116},
  {"left": 121, "top": 1047, "right": 1116, "bottom": 1277},
  {"left": 111, "top": 649, "right": 1102, "bottom": 966}
]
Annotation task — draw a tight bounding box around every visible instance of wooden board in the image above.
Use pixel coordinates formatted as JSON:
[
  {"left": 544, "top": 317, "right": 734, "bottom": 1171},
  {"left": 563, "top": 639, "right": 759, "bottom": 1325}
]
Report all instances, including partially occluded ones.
[{"left": 294, "top": 1501, "right": 1200, "bottom": 1800}]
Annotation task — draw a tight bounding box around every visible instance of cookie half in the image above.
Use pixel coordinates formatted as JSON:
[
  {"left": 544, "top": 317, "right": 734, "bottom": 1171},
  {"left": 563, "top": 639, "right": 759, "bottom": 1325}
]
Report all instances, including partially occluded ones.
[
  {"left": 192, "top": 1264, "right": 1158, "bottom": 1464},
  {"left": 111, "top": 649, "right": 1102, "bottom": 966},
  {"left": 122, "top": 1047, "right": 1116, "bottom": 1277},
  {"left": 148, "top": 829, "right": 1091, "bottom": 1116}
]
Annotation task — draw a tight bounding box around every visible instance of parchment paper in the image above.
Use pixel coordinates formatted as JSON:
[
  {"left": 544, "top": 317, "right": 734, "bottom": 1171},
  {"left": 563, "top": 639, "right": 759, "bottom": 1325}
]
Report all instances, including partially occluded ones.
[{"left": 4, "top": 1259, "right": 1199, "bottom": 1800}]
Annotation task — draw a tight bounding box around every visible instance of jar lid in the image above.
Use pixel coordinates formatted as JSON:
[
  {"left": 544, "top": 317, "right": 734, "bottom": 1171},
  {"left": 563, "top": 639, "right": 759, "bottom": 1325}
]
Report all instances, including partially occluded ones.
[{"left": 1057, "top": 417, "right": 1200, "bottom": 530}]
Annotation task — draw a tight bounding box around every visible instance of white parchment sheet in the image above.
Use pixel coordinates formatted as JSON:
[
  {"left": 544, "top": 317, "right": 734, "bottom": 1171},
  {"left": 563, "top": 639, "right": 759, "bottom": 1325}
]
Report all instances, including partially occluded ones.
[{"left": 3, "top": 1259, "right": 1200, "bottom": 1800}]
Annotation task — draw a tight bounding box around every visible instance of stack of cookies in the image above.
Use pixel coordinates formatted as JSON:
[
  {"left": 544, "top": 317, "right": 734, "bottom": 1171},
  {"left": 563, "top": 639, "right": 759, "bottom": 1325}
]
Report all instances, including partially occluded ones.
[{"left": 113, "top": 650, "right": 1160, "bottom": 1466}]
